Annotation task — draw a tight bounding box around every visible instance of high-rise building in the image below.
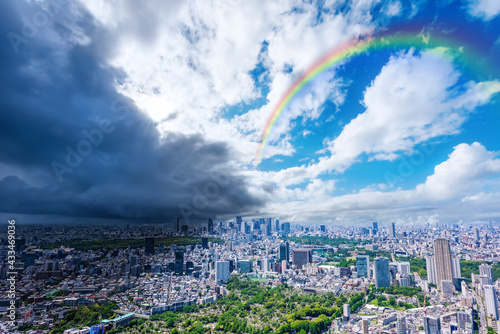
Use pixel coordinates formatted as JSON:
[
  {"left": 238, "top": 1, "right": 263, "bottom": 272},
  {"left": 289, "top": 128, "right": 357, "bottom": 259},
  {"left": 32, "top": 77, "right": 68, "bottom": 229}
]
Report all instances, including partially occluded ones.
[
  {"left": 293, "top": 249, "right": 312, "bottom": 269},
  {"left": 356, "top": 255, "right": 370, "bottom": 279},
  {"left": 158, "top": 242, "right": 165, "bottom": 253},
  {"left": 389, "top": 222, "right": 396, "bottom": 238},
  {"left": 239, "top": 260, "right": 253, "bottom": 273},
  {"left": 397, "top": 316, "right": 406, "bottom": 334},
  {"left": 426, "top": 256, "right": 437, "bottom": 284},
  {"left": 174, "top": 216, "right": 180, "bottom": 234},
  {"left": 236, "top": 216, "right": 242, "bottom": 230},
  {"left": 424, "top": 317, "right": 441, "bottom": 334},
  {"left": 372, "top": 222, "right": 378, "bottom": 234},
  {"left": 484, "top": 285, "right": 499, "bottom": 320},
  {"left": 374, "top": 257, "right": 391, "bottom": 288},
  {"left": 479, "top": 263, "right": 494, "bottom": 284},
  {"left": 275, "top": 219, "right": 280, "bottom": 232},
  {"left": 279, "top": 243, "right": 290, "bottom": 262},
  {"left": 207, "top": 218, "right": 214, "bottom": 234},
  {"left": 343, "top": 304, "right": 350, "bottom": 322},
  {"left": 433, "top": 238, "right": 453, "bottom": 290},
  {"left": 145, "top": 237, "right": 155, "bottom": 255},
  {"left": 174, "top": 249, "right": 184, "bottom": 274},
  {"left": 320, "top": 225, "right": 326, "bottom": 233},
  {"left": 201, "top": 237, "right": 209, "bottom": 250},
  {"left": 362, "top": 320, "right": 369, "bottom": 334},
  {"left": 473, "top": 227, "right": 479, "bottom": 240},
  {"left": 451, "top": 257, "right": 461, "bottom": 278},
  {"left": 397, "top": 262, "right": 411, "bottom": 276},
  {"left": 264, "top": 222, "right": 271, "bottom": 236},
  {"left": 216, "top": 261, "right": 230, "bottom": 282},
  {"left": 261, "top": 258, "right": 269, "bottom": 272},
  {"left": 282, "top": 222, "right": 291, "bottom": 234}
]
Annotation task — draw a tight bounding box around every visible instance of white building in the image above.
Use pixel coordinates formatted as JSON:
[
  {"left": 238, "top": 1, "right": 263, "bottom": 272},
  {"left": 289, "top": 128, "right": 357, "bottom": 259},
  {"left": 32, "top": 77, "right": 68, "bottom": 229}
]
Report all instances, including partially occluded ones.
[{"left": 484, "top": 285, "right": 499, "bottom": 320}]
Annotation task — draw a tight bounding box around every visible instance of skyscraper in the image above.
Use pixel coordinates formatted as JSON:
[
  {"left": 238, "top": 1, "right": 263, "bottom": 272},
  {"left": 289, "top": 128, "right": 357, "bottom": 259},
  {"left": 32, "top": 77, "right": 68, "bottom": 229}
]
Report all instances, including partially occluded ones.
[
  {"left": 201, "top": 237, "right": 209, "bottom": 250},
  {"left": 145, "top": 237, "right": 155, "bottom": 255},
  {"left": 282, "top": 222, "right": 291, "bottom": 234},
  {"left": 216, "top": 261, "right": 230, "bottom": 282},
  {"left": 174, "top": 249, "right": 184, "bottom": 274},
  {"left": 207, "top": 218, "right": 214, "bottom": 234},
  {"left": 362, "top": 320, "right": 369, "bottom": 334},
  {"left": 293, "top": 249, "right": 312, "bottom": 269},
  {"left": 433, "top": 238, "right": 453, "bottom": 290},
  {"left": 275, "top": 219, "right": 280, "bottom": 232},
  {"left": 372, "top": 222, "right": 378, "bottom": 234},
  {"left": 356, "top": 255, "right": 370, "bottom": 279},
  {"left": 473, "top": 227, "right": 480, "bottom": 240},
  {"left": 424, "top": 317, "right": 441, "bottom": 334},
  {"left": 174, "top": 216, "right": 180, "bottom": 234},
  {"left": 279, "top": 243, "right": 290, "bottom": 262},
  {"left": 397, "top": 316, "right": 406, "bottom": 334},
  {"left": 397, "top": 262, "right": 410, "bottom": 276},
  {"left": 389, "top": 222, "right": 396, "bottom": 238},
  {"left": 479, "top": 263, "right": 494, "bottom": 284},
  {"left": 451, "top": 257, "right": 461, "bottom": 278},
  {"left": 426, "top": 256, "right": 437, "bottom": 284},
  {"left": 484, "top": 285, "right": 499, "bottom": 320},
  {"left": 343, "top": 304, "right": 350, "bottom": 322},
  {"left": 374, "top": 257, "right": 391, "bottom": 288},
  {"left": 320, "top": 225, "right": 326, "bottom": 233}
]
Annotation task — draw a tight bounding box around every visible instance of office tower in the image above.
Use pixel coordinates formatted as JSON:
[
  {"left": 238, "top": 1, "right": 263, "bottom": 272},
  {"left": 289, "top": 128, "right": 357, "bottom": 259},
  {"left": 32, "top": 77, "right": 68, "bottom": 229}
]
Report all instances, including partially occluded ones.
[
  {"left": 451, "top": 257, "right": 461, "bottom": 278},
  {"left": 279, "top": 243, "right": 289, "bottom": 262},
  {"left": 372, "top": 221, "right": 379, "bottom": 234},
  {"left": 174, "top": 216, "right": 180, "bottom": 234},
  {"left": 389, "top": 222, "right": 396, "bottom": 238},
  {"left": 293, "top": 249, "right": 312, "bottom": 269},
  {"left": 433, "top": 238, "right": 453, "bottom": 290},
  {"left": 236, "top": 216, "right": 242, "bottom": 230},
  {"left": 158, "top": 242, "right": 165, "bottom": 253},
  {"left": 201, "top": 237, "right": 209, "bottom": 250},
  {"left": 239, "top": 260, "right": 253, "bottom": 273},
  {"left": 320, "top": 225, "right": 326, "bottom": 233},
  {"left": 207, "top": 218, "right": 214, "bottom": 234},
  {"left": 275, "top": 219, "right": 280, "bottom": 232},
  {"left": 216, "top": 261, "right": 230, "bottom": 282},
  {"left": 130, "top": 255, "right": 138, "bottom": 266},
  {"left": 374, "top": 257, "right": 391, "bottom": 288},
  {"left": 282, "top": 222, "right": 291, "bottom": 234},
  {"left": 479, "top": 263, "right": 494, "bottom": 284},
  {"left": 362, "top": 319, "right": 369, "bottom": 334},
  {"left": 261, "top": 258, "right": 269, "bottom": 272},
  {"left": 426, "top": 256, "right": 437, "bottom": 284},
  {"left": 397, "top": 316, "right": 406, "bottom": 334},
  {"left": 264, "top": 222, "right": 271, "bottom": 236},
  {"left": 397, "top": 262, "right": 411, "bottom": 276},
  {"left": 473, "top": 227, "right": 479, "bottom": 240},
  {"left": 356, "top": 255, "right": 370, "bottom": 278},
  {"left": 424, "top": 317, "right": 441, "bottom": 334},
  {"left": 343, "top": 304, "right": 350, "bottom": 322},
  {"left": 145, "top": 237, "right": 155, "bottom": 255},
  {"left": 484, "top": 285, "right": 499, "bottom": 320},
  {"left": 174, "top": 249, "right": 184, "bottom": 274},
  {"left": 281, "top": 260, "right": 287, "bottom": 273}
]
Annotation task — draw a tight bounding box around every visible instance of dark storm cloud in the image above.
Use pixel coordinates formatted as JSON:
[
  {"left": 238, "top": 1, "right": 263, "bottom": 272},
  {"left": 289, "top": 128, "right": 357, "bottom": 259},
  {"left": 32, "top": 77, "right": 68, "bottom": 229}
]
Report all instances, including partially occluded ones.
[{"left": 0, "top": 1, "right": 262, "bottom": 222}]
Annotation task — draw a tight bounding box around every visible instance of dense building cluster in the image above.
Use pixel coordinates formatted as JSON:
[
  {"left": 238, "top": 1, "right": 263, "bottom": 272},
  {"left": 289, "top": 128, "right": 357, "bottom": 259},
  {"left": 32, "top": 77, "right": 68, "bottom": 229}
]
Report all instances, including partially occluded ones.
[{"left": 0, "top": 219, "right": 499, "bottom": 333}]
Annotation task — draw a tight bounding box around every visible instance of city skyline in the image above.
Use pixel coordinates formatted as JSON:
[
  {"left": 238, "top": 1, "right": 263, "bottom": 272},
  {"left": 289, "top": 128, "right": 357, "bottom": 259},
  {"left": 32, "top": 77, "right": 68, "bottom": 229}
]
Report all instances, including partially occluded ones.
[{"left": 1, "top": 1, "right": 500, "bottom": 226}]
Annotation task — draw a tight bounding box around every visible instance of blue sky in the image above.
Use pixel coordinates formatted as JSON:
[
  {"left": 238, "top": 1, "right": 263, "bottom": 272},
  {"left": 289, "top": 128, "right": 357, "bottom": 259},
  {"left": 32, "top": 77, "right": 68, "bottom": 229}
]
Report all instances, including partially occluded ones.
[{"left": 1, "top": 0, "right": 500, "bottom": 225}]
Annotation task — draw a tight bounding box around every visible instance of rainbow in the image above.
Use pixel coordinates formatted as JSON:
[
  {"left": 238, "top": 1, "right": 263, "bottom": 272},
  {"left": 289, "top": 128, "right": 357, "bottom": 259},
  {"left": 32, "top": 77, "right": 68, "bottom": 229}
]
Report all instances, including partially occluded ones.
[{"left": 255, "top": 32, "right": 486, "bottom": 164}]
